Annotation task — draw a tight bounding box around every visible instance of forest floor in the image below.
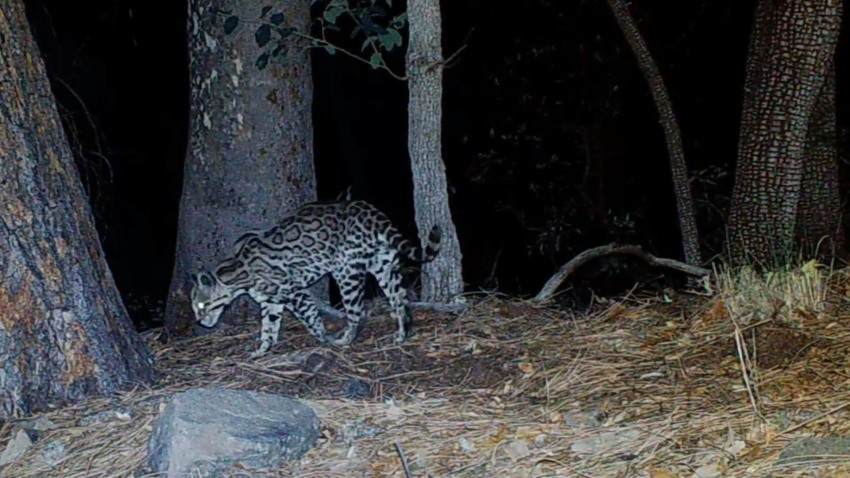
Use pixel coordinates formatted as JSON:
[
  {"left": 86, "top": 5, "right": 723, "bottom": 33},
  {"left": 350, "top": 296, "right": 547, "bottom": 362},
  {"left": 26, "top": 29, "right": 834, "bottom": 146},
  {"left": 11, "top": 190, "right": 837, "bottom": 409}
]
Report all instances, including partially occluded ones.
[{"left": 3, "top": 263, "right": 850, "bottom": 477}]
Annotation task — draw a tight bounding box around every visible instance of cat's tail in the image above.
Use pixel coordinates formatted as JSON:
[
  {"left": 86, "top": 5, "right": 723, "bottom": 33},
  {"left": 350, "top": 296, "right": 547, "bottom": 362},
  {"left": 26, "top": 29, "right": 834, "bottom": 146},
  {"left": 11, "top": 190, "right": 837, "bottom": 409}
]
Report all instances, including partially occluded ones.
[{"left": 388, "top": 224, "right": 442, "bottom": 263}]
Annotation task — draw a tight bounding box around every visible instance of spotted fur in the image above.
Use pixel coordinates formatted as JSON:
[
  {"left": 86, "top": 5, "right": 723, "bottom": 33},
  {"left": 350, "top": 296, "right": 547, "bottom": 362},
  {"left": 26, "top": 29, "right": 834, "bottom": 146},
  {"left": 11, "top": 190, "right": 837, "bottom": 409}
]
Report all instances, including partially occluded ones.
[{"left": 190, "top": 200, "right": 442, "bottom": 357}]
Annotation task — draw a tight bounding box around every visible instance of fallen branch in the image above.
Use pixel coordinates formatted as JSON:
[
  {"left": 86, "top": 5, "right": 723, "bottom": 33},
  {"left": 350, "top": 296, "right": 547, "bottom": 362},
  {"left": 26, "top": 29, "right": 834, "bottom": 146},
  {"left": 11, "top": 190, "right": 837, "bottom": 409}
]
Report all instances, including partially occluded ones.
[{"left": 533, "top": 243, "right": 711, "bottom": 304}]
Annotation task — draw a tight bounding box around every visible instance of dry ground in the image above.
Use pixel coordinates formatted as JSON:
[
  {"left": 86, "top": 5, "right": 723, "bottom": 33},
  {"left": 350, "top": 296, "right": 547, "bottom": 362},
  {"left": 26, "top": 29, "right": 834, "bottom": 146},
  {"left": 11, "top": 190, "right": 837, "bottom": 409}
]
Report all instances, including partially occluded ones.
[{"left": 3, "top": 265, "right": 850, "bottom": 477}]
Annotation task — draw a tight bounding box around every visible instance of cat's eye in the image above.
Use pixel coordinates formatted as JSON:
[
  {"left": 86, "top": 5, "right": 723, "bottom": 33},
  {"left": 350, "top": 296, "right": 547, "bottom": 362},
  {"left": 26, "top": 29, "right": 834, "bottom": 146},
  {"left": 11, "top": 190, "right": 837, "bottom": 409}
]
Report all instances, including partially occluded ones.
[{"left": 197, "top": 302, "right": 206, "bottom": 310}]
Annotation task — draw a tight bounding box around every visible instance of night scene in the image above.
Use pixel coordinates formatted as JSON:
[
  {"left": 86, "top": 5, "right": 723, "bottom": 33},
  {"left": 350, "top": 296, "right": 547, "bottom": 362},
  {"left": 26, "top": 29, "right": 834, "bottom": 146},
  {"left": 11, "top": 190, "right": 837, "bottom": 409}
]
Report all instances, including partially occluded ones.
[{"left": 1, "top": 0, "right": 850, "bottom": 476}]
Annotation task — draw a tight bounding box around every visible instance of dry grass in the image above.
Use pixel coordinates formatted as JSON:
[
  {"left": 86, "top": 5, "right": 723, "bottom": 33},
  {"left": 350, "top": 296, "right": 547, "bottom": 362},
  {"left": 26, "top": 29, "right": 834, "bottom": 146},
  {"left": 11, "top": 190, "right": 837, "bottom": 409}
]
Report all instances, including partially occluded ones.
[{"left": 3, "top": 265, "right": 850, "bottom": 477}]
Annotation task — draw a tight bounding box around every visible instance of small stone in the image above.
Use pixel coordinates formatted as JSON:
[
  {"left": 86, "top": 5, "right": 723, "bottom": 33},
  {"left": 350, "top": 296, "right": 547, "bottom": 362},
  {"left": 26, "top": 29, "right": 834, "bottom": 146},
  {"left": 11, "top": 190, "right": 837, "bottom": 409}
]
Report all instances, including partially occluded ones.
[
  {"left": 505, "top": 439, "right": 530, "bottom": 461},
  {"left": 343, "top": 379, "right": 371, "bottom": 400},
  {"left": 21, "top": 417, "right": 57, "bottom": 431},
  {"left": 0, "top": 428, "right": 33, "bottom": 466},
  {"left": 40, "top": 440, "right": 66, "bottom": 466}
]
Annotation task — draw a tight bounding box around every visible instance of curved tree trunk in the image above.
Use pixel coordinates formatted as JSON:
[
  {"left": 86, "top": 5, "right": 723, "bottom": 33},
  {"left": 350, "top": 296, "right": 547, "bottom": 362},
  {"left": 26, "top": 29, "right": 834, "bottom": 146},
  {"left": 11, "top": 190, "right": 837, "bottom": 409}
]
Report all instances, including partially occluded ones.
[
  {"left": 165, "top": 0, "right": 318, "bottom": 337},
  {"left": 605, "top": 0, "right": 701, "bottom": 267},
  {"left": 406, "top": 0, "right": 465, "bottom": 302},
  {"left": 726, "top": 0, "right": 842, "bottom": 268},
  {"left": 0, "top": 0, "right": 157, "bottom": 418},
  {"left": 796, "top": 63, "right": 843, "bottom": 258}
]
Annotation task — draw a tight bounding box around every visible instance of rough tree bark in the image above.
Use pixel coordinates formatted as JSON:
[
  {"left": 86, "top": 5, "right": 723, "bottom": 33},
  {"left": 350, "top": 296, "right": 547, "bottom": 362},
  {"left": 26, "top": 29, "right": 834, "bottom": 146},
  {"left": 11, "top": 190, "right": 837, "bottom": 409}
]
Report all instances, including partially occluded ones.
[
  {"left": 406, "top": 0, "right": 465, "bottom": 302},
  {"left": 726, "top": 0, "right": 842, "bottom": 267},
  {"left": 165, "top": 0, "right": 318, "bottom": 337},
  {"left": 0, "top": 0, "right": 157, "bottom": 418},
  {"left": 796, "top": 63, "right": 843, "bottom": 258},
  {"left": 606, "top": 0, "right": 701, "bottom": 267}
]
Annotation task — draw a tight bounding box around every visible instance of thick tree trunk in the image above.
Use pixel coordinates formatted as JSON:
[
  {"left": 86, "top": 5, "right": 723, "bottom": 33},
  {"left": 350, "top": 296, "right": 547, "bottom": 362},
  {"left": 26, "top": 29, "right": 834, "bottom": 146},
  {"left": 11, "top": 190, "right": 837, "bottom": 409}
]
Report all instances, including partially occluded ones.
[
  {"left": 796, "top": 63, "right": 843, "bottom": 258},
  {"left": 165, "top": 0, "right": 318, "bottom": 336},
  {"left": 606, "top": 0, "right": 701, "bottom": 267},
  {"left": 0, "top": 0, "right": 157, "bottom": 418},
  {"left": 726, "top": 0, "right": 842, "bottom": 267},
  {"left": 406, "top": 0, "right": 464, "bottom": 302}
]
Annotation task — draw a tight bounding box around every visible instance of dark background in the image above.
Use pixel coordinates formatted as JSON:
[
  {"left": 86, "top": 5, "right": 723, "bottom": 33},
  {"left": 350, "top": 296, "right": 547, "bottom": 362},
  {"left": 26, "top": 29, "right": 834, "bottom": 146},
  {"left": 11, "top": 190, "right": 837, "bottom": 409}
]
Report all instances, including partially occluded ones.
[{"left": 20, "top": 0, "right": 850, "bottom": 329}]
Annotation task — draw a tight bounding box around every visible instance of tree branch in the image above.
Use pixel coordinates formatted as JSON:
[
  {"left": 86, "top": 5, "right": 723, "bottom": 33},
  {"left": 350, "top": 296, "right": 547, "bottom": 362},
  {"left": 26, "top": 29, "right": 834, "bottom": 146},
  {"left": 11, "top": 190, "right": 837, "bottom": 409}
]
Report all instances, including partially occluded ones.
[{"left": 533, "top": 243, "right": 711, "bottom": 304}]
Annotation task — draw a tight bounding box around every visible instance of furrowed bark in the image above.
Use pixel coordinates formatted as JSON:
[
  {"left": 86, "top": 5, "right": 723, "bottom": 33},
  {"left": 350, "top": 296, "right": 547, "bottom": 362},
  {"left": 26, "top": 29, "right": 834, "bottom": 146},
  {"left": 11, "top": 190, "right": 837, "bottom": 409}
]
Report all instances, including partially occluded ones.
[
  {"left": 406, "top": 0, "right": 465, "bottom": 302},
  {"left": 165, "top": 0, "right": 319, "bottom": 337},
  {"left": 0, "top": 0, "right": 157, "bottom": 418}
]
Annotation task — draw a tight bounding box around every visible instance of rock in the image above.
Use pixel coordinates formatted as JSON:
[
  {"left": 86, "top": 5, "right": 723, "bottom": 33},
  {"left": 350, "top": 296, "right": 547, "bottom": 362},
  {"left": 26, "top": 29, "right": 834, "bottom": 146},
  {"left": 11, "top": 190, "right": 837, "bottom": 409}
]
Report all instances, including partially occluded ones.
[
  {"left": 505, "top": 439, "right": 530, "bottom": 461},
  {"left": 778, "top": 436, "right": 850, "bottom": 465},
  {"left": 78, "top": 407, "right": 134, "bottom": 427},
  {"left": 20, "top": 417, "right": 58, "bottom": 432},
  {"left": 40, "top": 440, "right": 66, "bottom": 466},
  {"left": 0, "top": 428, "right": 33, "bottom": 466},
  {"left": 570, "top": 429, "right": 641, "bottom": 454},
  {"left": 146, "top": 387, "right": 320, "bottom": 477},
  {"left": 343, "top": 378, "right": 371, "bottom": 400}
]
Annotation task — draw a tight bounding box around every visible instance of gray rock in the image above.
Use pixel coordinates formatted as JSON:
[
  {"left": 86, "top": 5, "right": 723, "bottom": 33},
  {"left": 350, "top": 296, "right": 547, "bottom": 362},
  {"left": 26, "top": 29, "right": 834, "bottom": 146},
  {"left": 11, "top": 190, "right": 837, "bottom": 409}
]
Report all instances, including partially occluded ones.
[
  {"left": 40, "top": 439, "right": 66, "bottom": 466},
  {"left": 778, "top": 436, "right": 850, "bottom": 465},
  {"left": 343, "top": 378, "right": 372, "bottom": 400},
  {"left": 146, "top": 387, "right": 320, "bottom": 477},
  {"left": 0, "top": 428, "right": 32, "bottom": 466}
]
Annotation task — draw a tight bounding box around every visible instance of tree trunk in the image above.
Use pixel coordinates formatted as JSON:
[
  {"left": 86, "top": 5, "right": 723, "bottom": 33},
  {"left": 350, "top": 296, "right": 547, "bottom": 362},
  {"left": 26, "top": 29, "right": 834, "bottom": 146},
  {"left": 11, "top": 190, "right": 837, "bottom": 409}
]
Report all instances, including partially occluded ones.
[
  {"left": 165, "top": 0, "right": 318, "bottom": 337},
  {"left": 796, "top": 63, "right": 844, "bottom": 258},
  {"left": 726, "top": 0, "right": 842, "bottom": 268},
  {"left": 0, "top": 0, "right": 157, "bottom": 418},
  {"left": 406, "top": 0, "right": 464, "bottom": 302},
  {"left": 605, "top": 0, "right": 701, "bottom": 267}
]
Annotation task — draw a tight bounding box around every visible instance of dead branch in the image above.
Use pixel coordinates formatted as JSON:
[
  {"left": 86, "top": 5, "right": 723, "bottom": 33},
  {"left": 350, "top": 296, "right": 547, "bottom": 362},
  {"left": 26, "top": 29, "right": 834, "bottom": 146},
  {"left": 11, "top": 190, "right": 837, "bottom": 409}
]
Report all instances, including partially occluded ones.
[{"left": 533, "top": 243, "right": 711, "bottom": 304}]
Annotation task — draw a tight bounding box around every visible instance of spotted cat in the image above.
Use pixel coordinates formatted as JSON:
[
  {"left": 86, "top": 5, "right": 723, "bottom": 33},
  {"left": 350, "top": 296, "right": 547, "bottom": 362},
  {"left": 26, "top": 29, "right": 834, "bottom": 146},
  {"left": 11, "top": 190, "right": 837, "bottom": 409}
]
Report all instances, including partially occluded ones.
[{"left": 189, "top": 200, "right": 442, "bottom": 357}]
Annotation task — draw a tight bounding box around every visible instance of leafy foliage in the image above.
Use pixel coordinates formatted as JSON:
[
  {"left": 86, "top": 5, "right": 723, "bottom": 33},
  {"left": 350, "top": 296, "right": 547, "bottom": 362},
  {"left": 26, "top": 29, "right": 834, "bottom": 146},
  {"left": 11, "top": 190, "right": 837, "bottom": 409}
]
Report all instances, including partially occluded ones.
[
  {"left": 311, "top": 0, "right": 407, "bottom": 75},
  {"left": 216, "top": 1, "right": 403, "bottom": 74}
]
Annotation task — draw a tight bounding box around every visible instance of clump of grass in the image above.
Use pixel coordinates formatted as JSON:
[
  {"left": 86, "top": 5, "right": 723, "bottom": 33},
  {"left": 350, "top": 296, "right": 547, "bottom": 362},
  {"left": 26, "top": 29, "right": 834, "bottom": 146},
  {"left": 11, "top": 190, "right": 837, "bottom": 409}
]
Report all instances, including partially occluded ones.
[{"left": 713, "top": 258, "right": 831, "bottom": 327}]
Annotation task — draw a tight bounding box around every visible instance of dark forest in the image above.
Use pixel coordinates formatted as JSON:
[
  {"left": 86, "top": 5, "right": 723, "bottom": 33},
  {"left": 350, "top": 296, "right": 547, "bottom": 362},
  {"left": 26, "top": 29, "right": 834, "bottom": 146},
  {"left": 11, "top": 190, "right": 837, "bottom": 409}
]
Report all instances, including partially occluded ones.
[
  {"left": 2, "top": 0, "right": 850, "bottom": 475},
  {"left": 21, "top": 0, "right": 847, "bottom": 331}
]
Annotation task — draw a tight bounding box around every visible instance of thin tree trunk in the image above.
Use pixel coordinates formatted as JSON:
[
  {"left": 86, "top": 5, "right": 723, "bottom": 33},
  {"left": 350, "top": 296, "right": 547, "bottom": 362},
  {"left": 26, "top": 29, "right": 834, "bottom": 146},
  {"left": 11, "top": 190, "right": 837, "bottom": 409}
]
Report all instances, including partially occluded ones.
[
  {"left": 606, "top": 0, "right": 701, "bottom": 267},
  {"left": 406, "top": 0, "right": 464, "bottom": 302},
  {"left": 726, "top": 0, "right": 842, "bottom": 268},
  {"left": 165, "top": 0, "right": 318, "bottom": 337},
  {"left": 796, "top": 63, "right": 844, "bottom": 258},
  {"left": 0, "top": 0, "right": 157, "bottom": 418}
]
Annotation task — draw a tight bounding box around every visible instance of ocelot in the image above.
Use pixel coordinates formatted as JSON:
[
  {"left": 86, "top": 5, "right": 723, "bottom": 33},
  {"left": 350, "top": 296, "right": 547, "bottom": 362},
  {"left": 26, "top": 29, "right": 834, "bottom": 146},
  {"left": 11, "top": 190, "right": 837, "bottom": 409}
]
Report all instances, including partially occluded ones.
[{"left": 189, "top": 200, "right": 442, "bottom": 357}]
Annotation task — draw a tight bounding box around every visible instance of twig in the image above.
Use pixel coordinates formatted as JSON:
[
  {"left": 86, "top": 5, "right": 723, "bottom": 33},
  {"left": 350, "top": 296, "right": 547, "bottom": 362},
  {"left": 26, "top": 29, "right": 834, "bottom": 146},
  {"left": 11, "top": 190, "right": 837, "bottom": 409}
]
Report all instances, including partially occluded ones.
[
  {"left": 533, "top": 243, "right": 711, "bottom": 303},
  {"left": 394, "top": 440, "right": 413, "bottom": 478}
]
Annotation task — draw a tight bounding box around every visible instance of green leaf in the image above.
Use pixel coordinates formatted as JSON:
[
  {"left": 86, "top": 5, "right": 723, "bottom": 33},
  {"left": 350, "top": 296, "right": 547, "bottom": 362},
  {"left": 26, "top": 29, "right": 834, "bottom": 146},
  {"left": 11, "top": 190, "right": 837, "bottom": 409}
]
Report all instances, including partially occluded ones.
[
  {"left": 270, "top": 12, "right": 285, "bottom": 25},
  {"left": 272, "top": 43, "right": 285, "bottom": 58},
  {"left": 255, "top": 24, "right": 271, "bottom": 48},
  {"left": 391, "top": 12, "right": 407, "bottom": 29},
  {"left": 390, "top": 29, "right": 402, "bottom": 47},
  {"left": 261, "top": 6, "right": 272, "bottom": 18},
  {"left": 323, "top": 9, "right": 341, "bottom": 24},
  {"left": 377, "top": 28, "right": 402, "bottom": 51},
  {"left": 370, "top": 53, "right": 381, "bottom": 69},
  {"left": 385, "top": 0, "right": 392, "bottom": 7},
  {"left": 324, "top": 45, "right": 336, "bottom": 55},
  {"left": 368, "top": 6, "right": 387, "bottom": 17},
  {"left": 223, "top": 16, "right": 239, "bottom": 35},
  {"left": 277, "top": 27, "right": 295, "bottom": 38},
  {"left": 256, "top": 52, "right": 270, "bottom": 70},
  {"left": 361, "top": 37, "right": 372, "bottom": 52}
]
